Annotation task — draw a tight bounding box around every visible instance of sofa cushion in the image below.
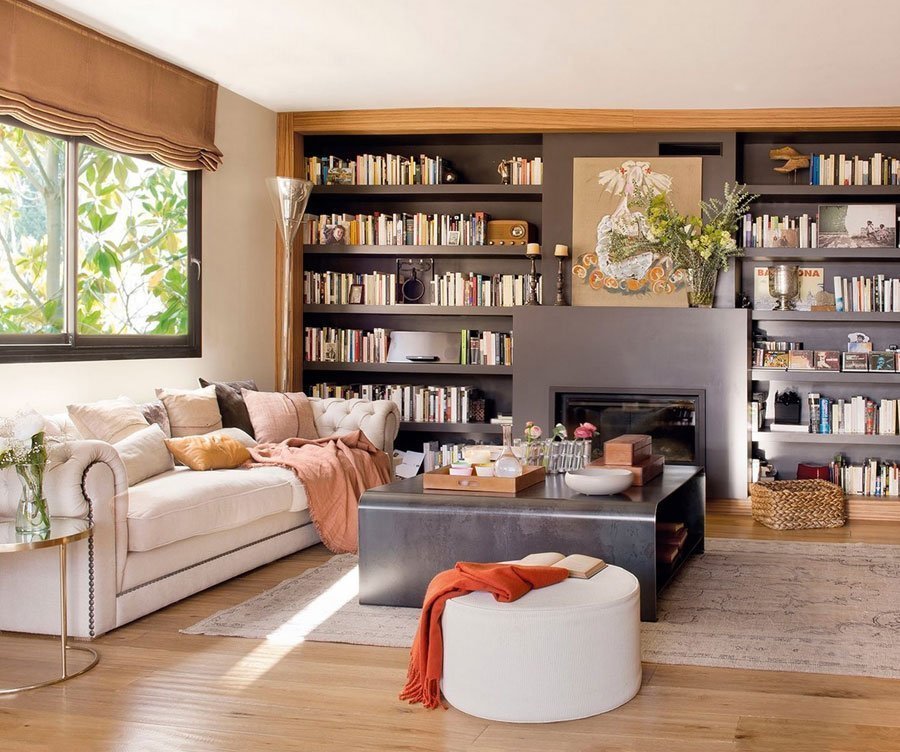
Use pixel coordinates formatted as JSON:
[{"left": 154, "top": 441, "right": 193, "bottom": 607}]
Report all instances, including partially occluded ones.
[
  {"left": 199, "top": 378, "right": 258, "bottom": 437},
  {"left": 67, "top": 396, "right": 149, "bottom": 443},
  {"left": 126, "top": 466, "right": 308, "bottom": 552},
  {"left": 165, "top": 433, "right": 250, "bottom": 471},
  {"left": 115, "top": 424, "right": 174, "bottom": 486},
  {"left": 156, "top": 385, "right": 223, "bottom": 437},
  {"left": 138, "top": 399, "right": 172, "bottom": 438},
  {"left": 243, "top": 390, "right": 318, "bottom": 444}
]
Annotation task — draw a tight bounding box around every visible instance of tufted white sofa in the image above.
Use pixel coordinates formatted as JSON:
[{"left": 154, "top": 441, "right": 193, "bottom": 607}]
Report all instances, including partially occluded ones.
[{"left": 0, "top": 397, "right": 399, "bottom": 639}]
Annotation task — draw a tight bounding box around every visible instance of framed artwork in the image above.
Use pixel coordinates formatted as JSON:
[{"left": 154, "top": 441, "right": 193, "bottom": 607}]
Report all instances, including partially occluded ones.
[
  {"left": 818, "top": 204, "right": 897, "bottom": 248},
  {"left": 571, "top": 157, "right": 702, "bottom": 307},
  {"left": 348, "top": 284, "right": 364, "bottom": 304}
]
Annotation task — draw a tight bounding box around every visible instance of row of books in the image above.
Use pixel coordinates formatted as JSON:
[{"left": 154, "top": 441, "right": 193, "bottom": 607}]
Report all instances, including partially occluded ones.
[
  {"left": 505, "top": 156, "right": 543, "bottom": 185},
  {"left": 461, "top": 330, "right": 513, "bottom": 366},
  {"left": 741, "top": 213, "right": 817, "bottom": 248},
  {"left": 807, "top": 394, "right": 898, "bottom": 435},
  {"left": 300, "top": 212, "right": 488, "bottom": 246},
  {"left": 809, "top": 153, "right": 900, "bottom": 186},
  {"left": 828, "top": 456, "right": 900, "bottom": 497},
  {"left": 423, "top": 442, "right": 478, "bottom": 472},
  {"left": 305, "top": 154, "right": 446, "bottom": 185},
  {"left": 834, "top": 275, "right": 900, "bottom": 312},
  {"left": 308, "top": 382, "right": 479, "bottom": 424},
  {"left": 431, "top": 272, "right": 541, "bottom": 307},
  {"left": 304, "top": 327, "right": 388, "bottom": 364},
  {"left": 753, "top": 348, "right": 900, "bottom": 373},
  {"left": 303, "top": 271, "right": 397, "bottom": 306},
  {"left": 657, "top": 522, "right": 688, "bottom": 565}
]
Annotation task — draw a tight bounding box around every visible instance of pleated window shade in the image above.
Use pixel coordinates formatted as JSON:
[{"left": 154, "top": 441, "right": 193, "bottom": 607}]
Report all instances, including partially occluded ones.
[{"left": 0, "top": 0, "right": 223, "bottom": 171}]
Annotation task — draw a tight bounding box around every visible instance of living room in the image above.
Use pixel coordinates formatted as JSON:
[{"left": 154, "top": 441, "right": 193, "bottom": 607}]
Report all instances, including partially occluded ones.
[{"left": 1, "top": 1, "right": 899, "bottom": 749}]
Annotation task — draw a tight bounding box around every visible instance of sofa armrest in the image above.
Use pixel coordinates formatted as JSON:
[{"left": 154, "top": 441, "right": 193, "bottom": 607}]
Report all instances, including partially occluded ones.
[{"left": 310, "top": 398, "right": 401, "bottom": 455}]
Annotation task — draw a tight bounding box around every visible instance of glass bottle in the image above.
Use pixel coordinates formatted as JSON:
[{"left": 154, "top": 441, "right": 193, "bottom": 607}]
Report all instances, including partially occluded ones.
[{"left": 494, "top": 424, "right": 524, "bottom": 478}]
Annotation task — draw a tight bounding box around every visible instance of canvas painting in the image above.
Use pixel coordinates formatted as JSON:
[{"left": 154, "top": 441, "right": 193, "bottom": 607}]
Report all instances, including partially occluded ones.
[
  {"left": 817, "top": 204, "right": 897, "bottom": 248},
  {"left": 571, "top": 157, "right": 702, "bottom": 307}
]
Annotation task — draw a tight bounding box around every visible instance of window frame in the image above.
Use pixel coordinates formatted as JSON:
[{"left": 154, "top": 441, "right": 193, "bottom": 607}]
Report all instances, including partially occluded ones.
[{"left": 0, "top": 117, "right": 202, "bottom": 363}]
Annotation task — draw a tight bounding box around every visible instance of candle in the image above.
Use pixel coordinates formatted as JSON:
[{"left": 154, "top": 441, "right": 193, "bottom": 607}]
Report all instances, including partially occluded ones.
[
  {"left": 554, "top": 244, "right": 569, "bottom": 258},
  {"left": 525, "top": 242, "right": 541, "bottom": 257}
]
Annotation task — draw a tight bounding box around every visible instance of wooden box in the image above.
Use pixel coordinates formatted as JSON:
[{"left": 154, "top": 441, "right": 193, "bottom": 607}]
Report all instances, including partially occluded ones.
[
  {"left": 423, "top": 465, "right": 546, "bottom": 496},
  {"left": 591, "top": 454, "right": 664, "bottom": 486},
  {"left": 603, "top": 434, "right": 652, "bottom": 465}
]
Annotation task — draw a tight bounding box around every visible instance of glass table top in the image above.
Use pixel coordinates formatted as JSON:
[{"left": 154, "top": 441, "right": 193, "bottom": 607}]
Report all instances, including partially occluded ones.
[{"left": 0, "top": 517, "right": 92, "bottom": 552}]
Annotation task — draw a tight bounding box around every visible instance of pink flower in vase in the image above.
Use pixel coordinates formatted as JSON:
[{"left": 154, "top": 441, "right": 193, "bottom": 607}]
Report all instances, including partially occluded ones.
[
  {"left": 523, "top": 421, "right": 542, "bottom": 441},
  {"left": 574, "top": 422, "right": 597, "bottom": 439}
]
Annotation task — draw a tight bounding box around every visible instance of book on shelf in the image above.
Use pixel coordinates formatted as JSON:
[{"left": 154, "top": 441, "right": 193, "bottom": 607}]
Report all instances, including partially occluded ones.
[
  {"left": 300, "top": 212, "right": 488, "bottom": 246},
  {"left": 490, "top": 414, "right": 514, "bottom": 425},
  {"left": 753, "top": 266, "right": 824, "bottom": 310},
  {"left": 460, "top": 329, "right": 513, "bottom": 366},
  {"left": 503, "top": 156, "right": 543, "bottom": 186},
  {"left": 308, "top": 382, "right": 482, "bottom": 424},
  {"left": 829, "top": 455, "right": 900, "bottom": 497},
  {"left": 514, "top": 552, "right": 606, "bottom": 579},
  {"left": 833, "top": 275, "right": 900, "bottom": 313},
  {"left": 306, "top": 153, "right": 446, "bottom": 186},
  {"left": 431, "top": 271, "right": 541, "bottom": 307},
  {"left": 809, "top": 152, "right": 900, "bottom": 186},
  {"left": 797, "top": 394, "right": 899, "bottom": 435},
  {"left": 742, "top": 213, "right": 817, "bottom": 248},
  {"left": 304, "top": 271, "right": 398, "bottom": 305},
  {"left": 423, "top": 441, "right": 473, "bottom": 471}
]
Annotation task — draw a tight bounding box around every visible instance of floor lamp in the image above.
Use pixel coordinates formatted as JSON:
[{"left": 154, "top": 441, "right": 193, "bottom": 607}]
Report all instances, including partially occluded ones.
[{"left": 266, "top": 177, "right": 312, "bottom": 392}]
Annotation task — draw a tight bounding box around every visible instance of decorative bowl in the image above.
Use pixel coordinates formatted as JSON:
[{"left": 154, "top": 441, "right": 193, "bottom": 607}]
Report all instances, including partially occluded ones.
[
  {"left": 474, "top": 463, "right": 495, "bottom": 477},
  {"left": 564, "top": 467, "right": 633, "bottom": 495},
  {"left": 449, "top": 463, "right": 473, "bottom": 476}
]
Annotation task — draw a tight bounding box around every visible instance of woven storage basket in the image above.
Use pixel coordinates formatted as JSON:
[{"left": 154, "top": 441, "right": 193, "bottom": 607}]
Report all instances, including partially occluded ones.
[{"left": 749, "top": 480, "right": 846, "bottom": 530}]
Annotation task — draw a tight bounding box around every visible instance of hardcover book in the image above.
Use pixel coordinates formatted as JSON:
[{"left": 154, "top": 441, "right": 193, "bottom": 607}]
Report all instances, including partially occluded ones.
[
  {"left": 516, "top": 552, "right": 607, "bottom": 579},
  {"left": 842, "top": 352, "right": 870, "bottom": 372},
  {"left": 788, "top": 350, "right": 816, "bottom": 370}
]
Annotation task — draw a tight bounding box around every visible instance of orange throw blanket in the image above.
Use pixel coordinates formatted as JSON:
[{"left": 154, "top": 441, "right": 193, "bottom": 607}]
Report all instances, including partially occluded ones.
[
  {"left": 400, "top": 562, "right": 568, "bottom": 709},
  {"left": 248, "top": 430, "right": 392, "bottom": 554}
]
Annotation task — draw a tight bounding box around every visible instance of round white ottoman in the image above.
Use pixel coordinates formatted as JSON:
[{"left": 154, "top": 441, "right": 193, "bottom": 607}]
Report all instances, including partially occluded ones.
[{"left": 441, "top": 565, "right": 641, "bottom": 723}]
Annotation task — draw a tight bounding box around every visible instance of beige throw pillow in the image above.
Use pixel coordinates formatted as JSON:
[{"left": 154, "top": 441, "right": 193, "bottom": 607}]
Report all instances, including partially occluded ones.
[
  {"left": 114, "top": 424, "right": 174, "bottom": 486},
  {"left": 242, "top": 390, "right": 318, "bottom": 444},
  {"left": 156, "top": 385, "right": 223, "bottom": 438},
  {"left": 67, "top": 396, "right": 149, "bottom": 444}
]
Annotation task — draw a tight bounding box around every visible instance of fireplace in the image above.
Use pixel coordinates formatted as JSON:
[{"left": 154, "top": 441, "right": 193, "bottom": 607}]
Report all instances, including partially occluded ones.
[{"left": 554, "top": 388, "right": 705, "bottom": 466}]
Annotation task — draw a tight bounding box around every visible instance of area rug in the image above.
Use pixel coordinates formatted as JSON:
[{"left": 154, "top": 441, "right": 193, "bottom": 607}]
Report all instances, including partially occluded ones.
[{"left": 182, "top": 539, "right": 900, "bottom": 678}]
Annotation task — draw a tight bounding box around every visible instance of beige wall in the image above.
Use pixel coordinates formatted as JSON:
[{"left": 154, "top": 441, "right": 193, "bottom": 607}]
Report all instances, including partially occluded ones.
[{"left": 0, "top": 87, "right": 276, "bottom": 416}]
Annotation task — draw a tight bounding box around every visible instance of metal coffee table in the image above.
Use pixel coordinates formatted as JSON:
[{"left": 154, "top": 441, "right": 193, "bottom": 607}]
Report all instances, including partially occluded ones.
[{"left": 359, "top": 465, "right": 704, "bottom": 621}]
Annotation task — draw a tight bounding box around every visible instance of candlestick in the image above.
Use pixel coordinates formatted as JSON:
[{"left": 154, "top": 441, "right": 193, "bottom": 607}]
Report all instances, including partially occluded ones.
[
  {"left": 526, "top": 254, "right": 541, "bottom": 305},
  {"left": 555, "top": 256, "right": 567, "bottom": 306},
  {"left": 525, "top": 242, "right": 541, "bottom": 257}
]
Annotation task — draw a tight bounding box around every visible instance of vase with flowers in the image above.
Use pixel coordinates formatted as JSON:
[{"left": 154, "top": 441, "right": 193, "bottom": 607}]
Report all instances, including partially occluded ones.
[
  {"left": 608, "top": 183, "right": 757, "bottom": 307},
  {"left": 0, "top": 410, "right": 51, "bottom": 534}
]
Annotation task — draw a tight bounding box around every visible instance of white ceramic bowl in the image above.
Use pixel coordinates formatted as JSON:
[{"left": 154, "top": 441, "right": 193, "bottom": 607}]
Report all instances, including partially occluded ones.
[
  {"left": 564, "top": 467, "right": 633, "bottom": 495},
  {"left": 474, "top": 464, "right": 495, "bottom": 477}
]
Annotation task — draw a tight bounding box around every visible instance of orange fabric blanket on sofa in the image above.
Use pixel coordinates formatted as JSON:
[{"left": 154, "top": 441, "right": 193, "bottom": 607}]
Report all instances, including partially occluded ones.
[
  {"left": 400, "top": 562, "right": 568, "bottom": 709},
  {"left": 248, "top": 430, "right": 392, "bottom": 554}
]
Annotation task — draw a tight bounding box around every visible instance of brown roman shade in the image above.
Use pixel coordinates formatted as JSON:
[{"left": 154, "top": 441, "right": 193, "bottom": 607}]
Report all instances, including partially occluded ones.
[{"left": 0, "top": 0, "right": 223, "bottom": 171}]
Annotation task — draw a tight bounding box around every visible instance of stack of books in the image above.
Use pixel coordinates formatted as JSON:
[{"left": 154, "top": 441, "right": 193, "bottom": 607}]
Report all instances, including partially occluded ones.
[
  {"left": 300, "top": 212, "right": 488, "bottom": 246},
  {"left": 423, "top": 442, "right": 470, "bottom": 471},
  {"left": 829, "top": 456, "right": 900, "bottom": 497},
  {"left": 741, "top": 213, "right": 817, "bottom": 248},
  {"left": 833, "top": 274, "right": 900, "bottom": 312},
  {"left": 307, "top": 382, "right": 479, "bottom": 424},
  {"left": 431, "top": 272, "right": 540, "bottom": 307},
  {"left": 304, "top": 327, "right": 389, "bottom": 364},
  {"left": 306, "top": 153, "right": 446, "bottom": 185},
  {"left": 460, "top": 330, "right": 513, "bottom": 366},
  {"left": 657, "top": 522, "right": 688, "bottom": 565},
  {"left": 505, "top": 156, "right": 543, "bottom": 185},
  {"left": 809, "top": 152, "right": 900, "bottom": 185},
  {"left": 304, "top": 271, "right": 397, "bottom": 305},
  {"left": 806, "top": 393, "right": 899, "bottom": 435}
]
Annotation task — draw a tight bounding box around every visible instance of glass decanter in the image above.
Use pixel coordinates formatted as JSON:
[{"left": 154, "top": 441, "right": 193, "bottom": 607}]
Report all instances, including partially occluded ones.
[{"left": 494, "top": 424, "right": 523, "bottom": 478}]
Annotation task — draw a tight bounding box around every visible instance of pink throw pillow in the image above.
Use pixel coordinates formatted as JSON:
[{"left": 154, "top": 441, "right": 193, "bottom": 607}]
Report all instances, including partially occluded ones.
[{"left": 242, "top": 390, "right": 318, "bottom": 444}]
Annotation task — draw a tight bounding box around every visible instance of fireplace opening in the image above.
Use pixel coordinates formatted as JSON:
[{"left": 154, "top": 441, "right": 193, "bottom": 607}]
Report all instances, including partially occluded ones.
[{"left": 554, "top": 388, "right": 705, "bottom": 466}]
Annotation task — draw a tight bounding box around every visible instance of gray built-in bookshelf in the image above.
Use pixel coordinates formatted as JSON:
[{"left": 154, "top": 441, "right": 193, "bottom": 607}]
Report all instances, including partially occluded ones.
[{"left": 296, "top": 128, "right": 900, "bottom": 515}]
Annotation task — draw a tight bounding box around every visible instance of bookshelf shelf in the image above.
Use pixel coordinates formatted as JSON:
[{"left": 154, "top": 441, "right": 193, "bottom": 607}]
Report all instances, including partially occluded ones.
[
  {"left": 303, "top": 244, "right": 531, "bottom": 258},
  {"left": 304, "top": 304, "right": 515, "bottom": 317},
  {"left": 742, "top": 247, "right": 900, "bottom": 261},
  {"left": 399, "top": 421, "right": 503, "bottom": 434},
  {"left": 304, "top": 362, "right": 512, "bottom": 375},
  {"left": 746, "top": 184, "right": 900, "bottom": 198},
  {"left": 752, "top": 430, "right": 900, "bottom": 445},
  {"left": 751, "top": 369, "right": 900, "bottom": 384},
  {"left": 751, "top": 311, "right": 900, "bottom": 322},
  {"left": 310, "top": 184, "right": 542, "bottom": 199}
]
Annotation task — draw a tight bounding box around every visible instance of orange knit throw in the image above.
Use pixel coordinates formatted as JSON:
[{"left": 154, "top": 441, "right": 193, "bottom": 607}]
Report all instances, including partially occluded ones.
[{"left": 399, "top": 562, "right": 568, "bottom": 709}]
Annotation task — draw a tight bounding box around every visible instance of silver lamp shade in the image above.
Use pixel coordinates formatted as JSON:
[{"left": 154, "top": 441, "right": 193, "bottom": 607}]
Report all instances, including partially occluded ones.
[{"left": 266, "top": 177, "right": 313, "bottom": 391}]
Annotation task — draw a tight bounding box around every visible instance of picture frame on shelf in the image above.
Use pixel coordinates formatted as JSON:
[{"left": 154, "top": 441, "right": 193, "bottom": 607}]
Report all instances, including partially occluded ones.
[
  {"left": 817, "top": 204, "right": 897, "bottom": 249},
  {"left": 320, "top": 223, "right": 348, "bottom": 245},
  {"left": 348, "top": 284, "right": 364, "bottom": 304}
]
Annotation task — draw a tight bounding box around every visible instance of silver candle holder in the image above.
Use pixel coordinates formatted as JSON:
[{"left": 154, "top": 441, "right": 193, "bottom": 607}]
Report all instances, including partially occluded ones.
[{"left": 768, "top": 264, "right": 800, "bottom": 311}]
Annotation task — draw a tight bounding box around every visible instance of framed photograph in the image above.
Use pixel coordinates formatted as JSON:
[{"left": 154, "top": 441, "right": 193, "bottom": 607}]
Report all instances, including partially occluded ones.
[
  {"left": 348, "top": 284, "right": 364, "bottom": 305},
  {"left": 320, "top": 223, "right": 348, "bottom": 245},
  {"left": 818, "top": 204, "right": 897, "bottom": 248},
  {"left": 769, "top": 227, "right": 800, "bottom": 248},
  {"left": 842, "top": 352, "right": 869, "bottom": 372},
  {"left": 869, "top": 351, "right": 897, "bottom": 372},
  {"left": 446, "top": 229, "right": 462, "bottom": 246}
]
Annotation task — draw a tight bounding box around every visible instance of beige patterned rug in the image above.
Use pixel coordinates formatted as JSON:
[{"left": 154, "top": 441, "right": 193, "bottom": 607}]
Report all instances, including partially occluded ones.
[{"left": 183, "top": 539, "right": 900, "bottom": 678}]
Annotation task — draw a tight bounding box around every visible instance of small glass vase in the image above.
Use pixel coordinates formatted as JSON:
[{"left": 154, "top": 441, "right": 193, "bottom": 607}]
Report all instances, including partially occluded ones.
[
  {"left": 686, "top": 266, "right": 719, "bottom": 308},
  {"left": 495, "top": 424, "right": 524, "bottom": 478},
  {"left": 15, "top": 463, "right": 50, "bottom": 534}
]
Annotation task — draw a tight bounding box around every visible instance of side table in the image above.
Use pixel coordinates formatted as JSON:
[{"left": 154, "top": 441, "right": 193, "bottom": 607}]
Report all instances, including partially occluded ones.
[{"left": 0, "top": 517, "right": 99, "bottom": 693}]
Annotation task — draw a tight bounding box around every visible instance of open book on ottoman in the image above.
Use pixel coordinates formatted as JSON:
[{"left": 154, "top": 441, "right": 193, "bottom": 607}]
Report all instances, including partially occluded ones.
[{"left": 515, "top": 552, "right": 608, "bottom": 579}]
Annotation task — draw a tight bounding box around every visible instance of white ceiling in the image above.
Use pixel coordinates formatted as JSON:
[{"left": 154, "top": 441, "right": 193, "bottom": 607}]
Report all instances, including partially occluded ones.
[{"left": 34, "top": 0, "right": 900, "bottom": 113}]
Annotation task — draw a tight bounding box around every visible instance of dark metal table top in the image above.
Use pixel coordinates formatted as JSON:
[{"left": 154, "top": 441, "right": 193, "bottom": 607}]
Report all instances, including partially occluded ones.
[{"left": 361, "top": 465, "right": 704, "bottom": 516}]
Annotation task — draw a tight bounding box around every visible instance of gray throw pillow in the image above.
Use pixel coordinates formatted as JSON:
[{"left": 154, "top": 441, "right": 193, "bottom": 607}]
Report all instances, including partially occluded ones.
[{"left": 139, "top": 399, "right": 172, "bottom": 438}]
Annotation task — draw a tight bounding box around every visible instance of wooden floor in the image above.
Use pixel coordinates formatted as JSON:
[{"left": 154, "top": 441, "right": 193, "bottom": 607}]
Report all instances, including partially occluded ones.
[{"left": 2, "top": 512, "right": 900, "bottom": 751}]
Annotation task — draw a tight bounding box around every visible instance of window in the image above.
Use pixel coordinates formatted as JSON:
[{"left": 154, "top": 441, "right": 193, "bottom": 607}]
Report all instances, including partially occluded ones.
[{"left": 0, "top": 119, "right": 200, "bottom": 361}]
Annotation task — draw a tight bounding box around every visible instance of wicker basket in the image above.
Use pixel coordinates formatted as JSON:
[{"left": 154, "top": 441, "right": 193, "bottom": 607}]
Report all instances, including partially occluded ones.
[{"left": 749, "top": 480, "right": 846, "bottom": 529}]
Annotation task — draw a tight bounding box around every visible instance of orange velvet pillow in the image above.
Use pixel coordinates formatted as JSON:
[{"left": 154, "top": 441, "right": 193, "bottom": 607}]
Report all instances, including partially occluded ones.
[{"left": 165, "top": 433, "right": 251, "bottom": 471}]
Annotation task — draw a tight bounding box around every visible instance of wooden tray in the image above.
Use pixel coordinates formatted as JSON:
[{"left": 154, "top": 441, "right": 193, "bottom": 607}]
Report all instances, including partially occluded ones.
[{"left": 423, "top": 465, "right": 546, "bottom": 495}]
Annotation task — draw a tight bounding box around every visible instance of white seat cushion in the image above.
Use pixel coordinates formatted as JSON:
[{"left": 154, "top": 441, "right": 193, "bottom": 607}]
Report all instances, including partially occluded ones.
[{"left": 126, "top": 466, "right": 308, "bottom": 552}]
